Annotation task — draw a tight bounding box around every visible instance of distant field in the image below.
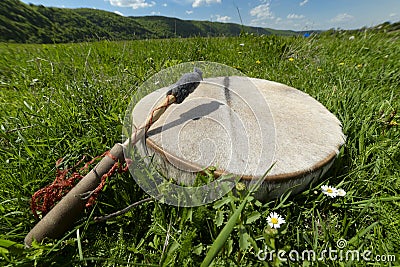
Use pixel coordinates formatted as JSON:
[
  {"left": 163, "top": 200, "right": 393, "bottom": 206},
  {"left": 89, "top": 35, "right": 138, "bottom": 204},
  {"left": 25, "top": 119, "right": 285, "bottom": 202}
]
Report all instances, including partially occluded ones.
[{"left": 0, "top": 31, "right": 399, "bottom": 266}]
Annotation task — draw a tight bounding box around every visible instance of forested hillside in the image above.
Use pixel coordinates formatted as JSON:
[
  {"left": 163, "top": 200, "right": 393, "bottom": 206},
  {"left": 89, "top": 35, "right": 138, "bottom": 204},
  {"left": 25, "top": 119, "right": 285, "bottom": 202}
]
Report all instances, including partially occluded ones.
[{"left": 0, "top": 0, "right": 297, "bottom": 43}]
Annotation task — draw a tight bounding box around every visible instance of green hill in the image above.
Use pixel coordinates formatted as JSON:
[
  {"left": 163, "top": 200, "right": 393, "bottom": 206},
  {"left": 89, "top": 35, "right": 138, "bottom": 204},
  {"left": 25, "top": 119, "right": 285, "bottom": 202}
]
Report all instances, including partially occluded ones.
[
  {"left": 130, "top": 15, "right": 296, "bottom": 38},
  {"left": 0, "top": 0, "right": 297, "bottom": 43},
  {"left": 0, "top": 0, "right": 150, "bottom": 43}
]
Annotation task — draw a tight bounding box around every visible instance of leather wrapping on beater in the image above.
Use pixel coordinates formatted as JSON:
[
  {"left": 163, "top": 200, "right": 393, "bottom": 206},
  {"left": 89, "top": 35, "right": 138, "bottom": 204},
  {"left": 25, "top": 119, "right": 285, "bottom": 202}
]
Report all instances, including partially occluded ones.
[{"left": 166, "top": 67, "right": 203, "bottom": 104}]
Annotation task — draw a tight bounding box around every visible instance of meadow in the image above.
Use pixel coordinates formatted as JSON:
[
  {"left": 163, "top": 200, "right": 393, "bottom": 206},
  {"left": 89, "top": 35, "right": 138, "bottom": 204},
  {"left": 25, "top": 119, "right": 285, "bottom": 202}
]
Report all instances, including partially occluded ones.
[{"left": 0, "top": 30, "right": 399, "bottom": 266}]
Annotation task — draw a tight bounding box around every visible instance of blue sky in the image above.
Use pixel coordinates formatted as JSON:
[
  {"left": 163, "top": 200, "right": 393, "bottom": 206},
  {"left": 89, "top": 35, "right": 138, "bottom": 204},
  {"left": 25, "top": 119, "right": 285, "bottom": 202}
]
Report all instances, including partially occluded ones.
[{"left": 21, "top": 0, "right": 400, "bottom": 30}]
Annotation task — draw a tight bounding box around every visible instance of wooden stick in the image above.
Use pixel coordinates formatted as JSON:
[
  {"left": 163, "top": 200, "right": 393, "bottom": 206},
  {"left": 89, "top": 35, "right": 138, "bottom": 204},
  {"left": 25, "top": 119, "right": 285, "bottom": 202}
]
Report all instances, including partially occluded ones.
[
  {"left": 24, "top": 143, "right": 125, "bottom": 247},
  {"left": 93, "top": 197, "right": 154, "bottom": 222},
  {"left": 24, "top": 95, "right": 177, "bottom": 247},
  {"left": 125, "top": 94, "right": 176, "bottom": 146}
]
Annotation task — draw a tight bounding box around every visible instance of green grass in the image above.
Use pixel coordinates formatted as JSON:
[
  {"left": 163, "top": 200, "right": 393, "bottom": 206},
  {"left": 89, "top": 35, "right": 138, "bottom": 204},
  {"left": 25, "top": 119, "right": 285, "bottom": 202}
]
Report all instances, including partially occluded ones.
[{"left": 0, "top": 30, "right": 399, "bottom": 266}]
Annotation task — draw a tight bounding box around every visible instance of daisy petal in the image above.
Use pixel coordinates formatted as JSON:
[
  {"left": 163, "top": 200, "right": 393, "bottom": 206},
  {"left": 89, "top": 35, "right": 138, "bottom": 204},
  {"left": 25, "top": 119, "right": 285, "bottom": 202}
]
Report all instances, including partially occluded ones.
[
  {"left": 321, "top": 185, "right": 338, "bottom": 198},
  {"left": 267, "top": 212, "right": 285, "bottom": 229},
  {"left": 337, "top": 188, "right": 346, "bottom": 197}
]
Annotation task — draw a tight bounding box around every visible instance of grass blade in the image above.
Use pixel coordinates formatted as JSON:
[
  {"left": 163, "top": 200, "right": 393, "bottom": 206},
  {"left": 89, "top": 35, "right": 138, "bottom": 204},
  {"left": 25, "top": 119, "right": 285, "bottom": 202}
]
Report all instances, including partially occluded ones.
[{"left": 201, "top": 199, "right": 248, "bottom": 267}]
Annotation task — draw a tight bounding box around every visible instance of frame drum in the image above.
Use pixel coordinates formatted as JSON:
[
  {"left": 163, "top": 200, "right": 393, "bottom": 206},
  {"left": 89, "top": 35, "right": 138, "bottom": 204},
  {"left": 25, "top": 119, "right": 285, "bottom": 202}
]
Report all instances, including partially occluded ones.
[{"left": 132, "top": 76, "right": 345, "bottom": 201}]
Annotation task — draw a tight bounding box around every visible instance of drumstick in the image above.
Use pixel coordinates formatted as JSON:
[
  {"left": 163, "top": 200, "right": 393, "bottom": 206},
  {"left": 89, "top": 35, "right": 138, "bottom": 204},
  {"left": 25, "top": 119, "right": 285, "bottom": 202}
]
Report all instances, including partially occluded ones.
[{"left": 24, "top": 68, "right": 203, "bottom": 247}]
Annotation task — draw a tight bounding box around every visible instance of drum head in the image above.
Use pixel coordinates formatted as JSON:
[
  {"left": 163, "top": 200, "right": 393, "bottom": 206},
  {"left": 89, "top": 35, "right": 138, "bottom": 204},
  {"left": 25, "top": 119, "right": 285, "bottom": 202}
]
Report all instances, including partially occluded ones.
[{"left": 132, "top": 76, "right": 345, "bottom": 200}]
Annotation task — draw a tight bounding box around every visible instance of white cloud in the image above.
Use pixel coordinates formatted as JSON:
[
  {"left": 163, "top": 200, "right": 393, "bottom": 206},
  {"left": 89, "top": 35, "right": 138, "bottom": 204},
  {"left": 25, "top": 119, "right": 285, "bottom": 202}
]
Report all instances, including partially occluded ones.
[
  {"left": 250, "top": 3, "right": 274, "bottom": 20},
  {"left": 151, "top": 11, "right": 161, "bottom": 15},
  {"left": 186, "top": 10, "right": 193, "bottom": 14},
  {"left": 330, "top": 13, "right": 355, "bottom": 23},
  {"left": 389, "top": 13, "right": 397, "bottom": 18},
  {"left": 299, "top": 0, "right": 308, "bottom": 6},
  {"left": 213, "top": 14, "right": 231, "bottom": 23},
  {"left": 162, "top": 3, "right": 168, "bottom": 7},
  {"left": 249, "top": 2, "right": 276, "bottom": 27},
  {"left": 108, "top": 0, "right": 155, "bottom": 9},
  {"left": 287, "top": 13, "right": 305, "bottom": 19},
  {"left": 269, "top": 15, "right": 316, "bottom": 31},
  {"left": 114, "top": 10, "right": 124, "bottom": 16},
  {"left": 192, "top": 0, "right": 221, "bottom": 8}
]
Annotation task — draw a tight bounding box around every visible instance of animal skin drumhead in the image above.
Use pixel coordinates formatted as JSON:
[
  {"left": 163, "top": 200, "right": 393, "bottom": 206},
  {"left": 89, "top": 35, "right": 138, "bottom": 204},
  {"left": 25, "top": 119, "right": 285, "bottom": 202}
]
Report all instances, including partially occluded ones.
[{"left": 131, "top": 76, "right": 345, "bottom": 201}]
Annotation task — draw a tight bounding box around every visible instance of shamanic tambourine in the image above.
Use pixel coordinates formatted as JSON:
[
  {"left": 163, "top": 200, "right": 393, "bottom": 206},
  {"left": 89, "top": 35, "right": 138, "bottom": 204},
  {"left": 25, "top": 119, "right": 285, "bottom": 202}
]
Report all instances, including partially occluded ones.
[{"left": 132, "top": 76, "right": 345, "bottom": 201}]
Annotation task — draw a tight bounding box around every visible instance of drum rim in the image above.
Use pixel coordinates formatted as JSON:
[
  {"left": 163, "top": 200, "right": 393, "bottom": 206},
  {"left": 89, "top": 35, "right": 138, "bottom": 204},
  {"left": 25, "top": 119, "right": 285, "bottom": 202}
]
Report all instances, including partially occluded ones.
[{"left": 145, "top": 138, "right": 341, "bottom": 182}]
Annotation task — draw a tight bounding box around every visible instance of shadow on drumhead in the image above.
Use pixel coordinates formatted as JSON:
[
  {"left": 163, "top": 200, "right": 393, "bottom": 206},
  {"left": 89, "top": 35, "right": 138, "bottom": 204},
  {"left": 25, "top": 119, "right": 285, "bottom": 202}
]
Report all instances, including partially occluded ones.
[{"left": 147, "top": 100, "right": 224, "bottom": 136}]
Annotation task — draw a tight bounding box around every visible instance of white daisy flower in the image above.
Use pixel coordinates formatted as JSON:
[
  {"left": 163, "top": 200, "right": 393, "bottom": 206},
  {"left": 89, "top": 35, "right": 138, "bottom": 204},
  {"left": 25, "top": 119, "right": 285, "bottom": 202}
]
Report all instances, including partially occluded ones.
[
  {"left": 321, "top": 185, "right": 338, "bottom": 198},
  {"left": 267, "top": 212, "right": 286, "bottom": 229},
  {"left": 337, "top": 188, "right": 346, "bottom": 197}
]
